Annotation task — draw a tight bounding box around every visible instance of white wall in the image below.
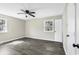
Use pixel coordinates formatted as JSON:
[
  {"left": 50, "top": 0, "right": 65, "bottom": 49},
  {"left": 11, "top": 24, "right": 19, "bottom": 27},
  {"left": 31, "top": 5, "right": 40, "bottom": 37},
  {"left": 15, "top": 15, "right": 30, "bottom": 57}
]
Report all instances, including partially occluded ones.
[
  {"left": 25, "top": 15, "right": 63, "bottom": 42},
  {"left": 0, "top": 14, "right": 63, "bottom": 44},
  {"left": 0, "top": 14, "right": 26, "bottom": 43}
]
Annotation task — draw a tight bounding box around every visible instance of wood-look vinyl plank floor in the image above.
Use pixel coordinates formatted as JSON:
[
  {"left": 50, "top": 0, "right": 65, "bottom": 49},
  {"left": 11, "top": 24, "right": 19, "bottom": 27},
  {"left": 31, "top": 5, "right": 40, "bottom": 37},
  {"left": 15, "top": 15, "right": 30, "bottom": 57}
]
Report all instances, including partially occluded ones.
[{"left": 0, "top": 38, "right": 65, "bottom": 55}]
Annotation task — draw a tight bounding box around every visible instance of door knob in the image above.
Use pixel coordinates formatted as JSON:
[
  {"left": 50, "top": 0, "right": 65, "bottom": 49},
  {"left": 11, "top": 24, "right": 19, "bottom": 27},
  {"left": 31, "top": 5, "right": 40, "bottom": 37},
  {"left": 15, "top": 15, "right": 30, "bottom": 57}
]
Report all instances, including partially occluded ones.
[
  {"left": 66, "top": 34, "right": 70, "bottom": 37},
  {"left": 73, "top": 44, "right": 79, "bottom": 48}
]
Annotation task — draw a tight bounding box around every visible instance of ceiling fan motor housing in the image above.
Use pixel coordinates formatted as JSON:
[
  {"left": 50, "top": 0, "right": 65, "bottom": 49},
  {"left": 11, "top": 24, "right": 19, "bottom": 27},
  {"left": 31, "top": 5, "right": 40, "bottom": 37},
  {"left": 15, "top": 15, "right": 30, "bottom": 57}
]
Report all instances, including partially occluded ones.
[{"left": 25, "top": 10, "right": 29, "bottom": 13}]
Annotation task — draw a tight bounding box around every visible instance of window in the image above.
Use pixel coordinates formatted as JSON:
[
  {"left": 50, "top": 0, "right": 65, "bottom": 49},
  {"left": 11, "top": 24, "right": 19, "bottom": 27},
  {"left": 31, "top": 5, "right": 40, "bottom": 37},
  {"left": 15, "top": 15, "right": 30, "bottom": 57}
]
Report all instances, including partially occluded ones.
[
  {"left": 44, "top": 20, "right": 55, "bottom": 32},
  {"left": 0, "top": 19, "right": 7, "bottom": 33}
]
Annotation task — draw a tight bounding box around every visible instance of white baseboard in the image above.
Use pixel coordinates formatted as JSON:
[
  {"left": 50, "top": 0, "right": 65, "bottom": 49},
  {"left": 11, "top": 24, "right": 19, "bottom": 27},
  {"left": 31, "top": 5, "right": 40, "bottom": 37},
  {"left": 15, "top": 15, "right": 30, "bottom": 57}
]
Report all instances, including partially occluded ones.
[
  {"left": 0, "top": 36, "right": 62, "bottom": 44},
  {"left": 0, "top": 36, "right": 25, "bottom": 44},
  {"left": 25, "top": 36, "right": 62, "bottom": 43}
]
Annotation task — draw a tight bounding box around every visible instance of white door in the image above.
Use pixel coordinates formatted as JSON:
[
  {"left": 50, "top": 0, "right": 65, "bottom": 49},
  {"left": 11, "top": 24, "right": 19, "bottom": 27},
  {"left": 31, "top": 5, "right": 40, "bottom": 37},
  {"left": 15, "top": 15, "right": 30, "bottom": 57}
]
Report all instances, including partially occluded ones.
[
  {"left": 63, "top": 3, "right": 79, "bottom": 55},
  {"left": 65, "top": 4, "right": 76, "bottom": 55},
  {"left": 55, "top": 19, "right": 62, "bottom": 42}
]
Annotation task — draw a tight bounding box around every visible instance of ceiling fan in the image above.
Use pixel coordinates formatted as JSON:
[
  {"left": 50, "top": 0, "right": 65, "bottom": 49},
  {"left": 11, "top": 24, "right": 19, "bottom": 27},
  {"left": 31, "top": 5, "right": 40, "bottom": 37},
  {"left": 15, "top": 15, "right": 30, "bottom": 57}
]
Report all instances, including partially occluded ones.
[{"left": 17, "top": 9, "right": 35, "bottom": 17}]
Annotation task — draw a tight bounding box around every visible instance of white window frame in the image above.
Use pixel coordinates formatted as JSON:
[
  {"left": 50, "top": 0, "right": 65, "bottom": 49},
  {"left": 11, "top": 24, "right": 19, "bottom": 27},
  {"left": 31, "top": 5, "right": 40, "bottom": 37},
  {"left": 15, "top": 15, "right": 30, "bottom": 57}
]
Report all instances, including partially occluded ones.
[
  {"left": 0, "top": 18, "right": 7, "bottom": 33},
  {"left": 44, "top": 20, "right": 55, "bottom": 32}
]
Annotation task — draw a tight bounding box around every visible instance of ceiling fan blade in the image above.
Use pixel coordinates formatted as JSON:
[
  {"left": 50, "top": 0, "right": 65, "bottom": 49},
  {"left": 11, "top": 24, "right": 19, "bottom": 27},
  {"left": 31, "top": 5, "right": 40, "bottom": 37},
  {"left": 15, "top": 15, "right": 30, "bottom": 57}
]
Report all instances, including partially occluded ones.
[
  {"left": 21, "top": 9, "right": 25, "bottom": 12},
  {"left": 30, "top": 12, "right": 35, "bottom": 14},
  {"left": 17, "top": 13, "right": 25, "bottom": 14},
  {"left": 28, "top": 13, "right": 35, "bottom": 17}
]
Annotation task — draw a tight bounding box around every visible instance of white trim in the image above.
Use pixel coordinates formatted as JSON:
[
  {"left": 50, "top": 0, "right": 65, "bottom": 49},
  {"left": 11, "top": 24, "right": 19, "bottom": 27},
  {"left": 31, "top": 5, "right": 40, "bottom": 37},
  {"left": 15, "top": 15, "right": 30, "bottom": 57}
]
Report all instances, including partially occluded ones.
[
  {"left": 63, "top": 45, "right": 67, "bottom": 55},
  {"left": 0, "top": 18, "right": 7, "bottom": 33},
  {"left": 25, "top": 36, "right": 62, "bottom": 42},
  {"left": 0, "top": 36, "right": 62, "bottom": 45},
  {"left": 44, "top": 20, "right": 55, "bottom": 32},
  {"left": 0, "top": 36, "right": 25, "bottom": 44}
]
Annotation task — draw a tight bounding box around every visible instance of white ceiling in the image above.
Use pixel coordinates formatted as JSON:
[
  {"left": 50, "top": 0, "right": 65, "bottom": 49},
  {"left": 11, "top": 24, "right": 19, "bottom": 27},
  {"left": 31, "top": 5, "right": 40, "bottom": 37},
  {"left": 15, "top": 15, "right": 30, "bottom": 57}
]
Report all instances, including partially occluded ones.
[{"left": 0, "top": 3, "right": 65, "bottom": 20}]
